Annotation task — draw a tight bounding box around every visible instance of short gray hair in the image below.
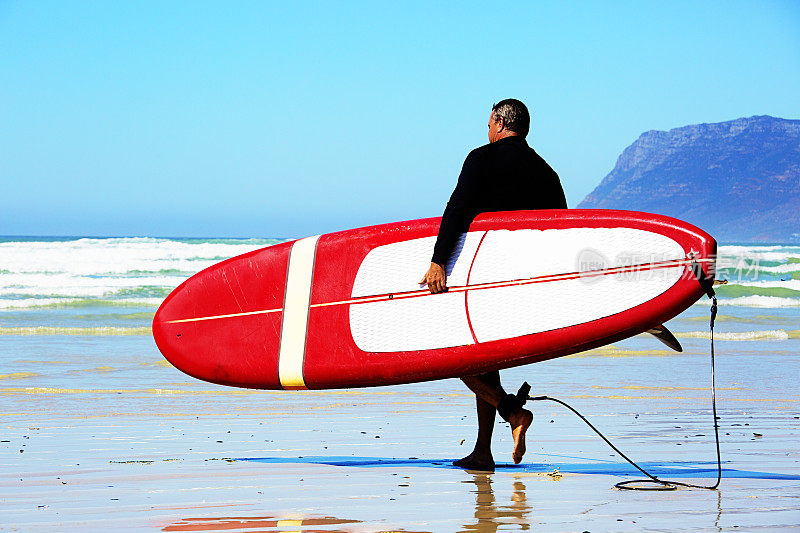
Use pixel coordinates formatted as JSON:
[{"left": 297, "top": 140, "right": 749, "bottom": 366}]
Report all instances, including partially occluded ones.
[{"left": 491, "top": 99, "right": 530, "bottom": 137}]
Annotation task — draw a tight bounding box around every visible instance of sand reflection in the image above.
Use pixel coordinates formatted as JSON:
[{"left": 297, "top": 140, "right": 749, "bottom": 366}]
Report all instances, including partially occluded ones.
[
  {"left": 160, "top": 475, "right": 534, "bottom": 532},
  {"left": 460, "top": 473, "right": 531, "bottom": 532},
  {"left": 163, "top": 515, "right": 360, "bottom": 532}
]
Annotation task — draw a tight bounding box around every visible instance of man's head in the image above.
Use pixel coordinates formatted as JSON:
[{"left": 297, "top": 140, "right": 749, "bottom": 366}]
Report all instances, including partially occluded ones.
[{"left": 488, "top": 99, "right": 530, "bottom": 142}]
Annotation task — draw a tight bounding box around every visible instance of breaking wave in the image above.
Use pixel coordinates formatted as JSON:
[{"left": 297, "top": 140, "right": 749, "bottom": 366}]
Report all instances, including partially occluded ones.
[
  {"left": 675, "top": 329, "right": 799, "bottom": 341},
  {"left": 0, "top": 326, "right": 151, "bottom": 336},
  {"left": 2, "top": 238, "right": 798, "bottom": 312},
  {"left": 694, "top": 295, "right": 800, "bottom": 308},
  {"left": 0, "top": 236, "right": 283, "bottom": 310}
]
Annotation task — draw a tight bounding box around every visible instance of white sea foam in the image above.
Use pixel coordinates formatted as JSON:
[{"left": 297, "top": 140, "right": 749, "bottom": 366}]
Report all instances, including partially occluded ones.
[
  {"left": 676, "top": 329, "right": 790, "bottom": 341},
  {"left": 717, "top": 245, "right": 800, "bottom": 263},
  {"left": 0, "top": 237, "right": 282, "bottom": 308},
  {"left": 0, "top": 326, "right": 151, "bottom": 336},
  {"left": 0, "top": 272, "right": 182, "bottom": 298},
  {"left": 748, "top": 263, "right": 800, "bottom": 275},
  {"left": 0, "top": 237, "right": 277, "bottom": 276},
  {"left": 0, "top": 297, "right": 164, "bottom": 310},
  {"left": 720, "top": 279, "right": 800, "bottom": 290},
  {"left": 694, "top": 295, "right": 800, "bottom": 308},
  {"left": 1, "top": 238, "right": 797, "bottom": 311},
  {"left": 0, "top": 298, "right": 80, "bottom": 309}
]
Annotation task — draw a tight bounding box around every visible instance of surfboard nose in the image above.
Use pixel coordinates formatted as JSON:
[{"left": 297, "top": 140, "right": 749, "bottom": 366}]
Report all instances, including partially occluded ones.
[
  {"left": 151, "top": 249, "right": 288, "bottom": 390},
  {"left": 152, "top": 295, "right": 209, "bottom": 382},
  {"left": 153, "top": 290, "right": 281, "bottom": 389}
]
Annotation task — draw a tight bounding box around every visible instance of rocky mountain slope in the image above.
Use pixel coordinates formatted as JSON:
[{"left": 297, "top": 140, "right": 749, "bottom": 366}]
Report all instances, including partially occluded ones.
[{"left": 578, "top": 116, "right": 800, "bottom": 242}]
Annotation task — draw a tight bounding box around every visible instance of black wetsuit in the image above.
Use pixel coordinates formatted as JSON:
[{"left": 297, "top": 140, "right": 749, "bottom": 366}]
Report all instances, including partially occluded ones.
[{"left": 431, "top": 136, "right": 567, "bottom": 266}]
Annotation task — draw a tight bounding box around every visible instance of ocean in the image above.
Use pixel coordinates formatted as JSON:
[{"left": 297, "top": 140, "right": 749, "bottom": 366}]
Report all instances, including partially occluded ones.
[
  {"left": 1, "top": 236, "right": 799, "bottom": 531},
  {"left": 1, "top": 236, "right": 798, "bottom": 387},
  {"left": 1, "top": 236, "right": 798, "bottom": 336}
]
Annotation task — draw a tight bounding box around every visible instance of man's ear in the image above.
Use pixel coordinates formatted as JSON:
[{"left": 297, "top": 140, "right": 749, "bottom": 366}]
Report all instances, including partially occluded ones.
[{"left": 495, "top": 116, "right": 505, "bottom": 132}]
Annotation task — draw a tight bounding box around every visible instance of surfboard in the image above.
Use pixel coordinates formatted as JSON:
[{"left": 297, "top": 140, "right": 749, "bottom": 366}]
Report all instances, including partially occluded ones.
[{"left": 152, "top": 209, "right": 716, "bottom": 390}]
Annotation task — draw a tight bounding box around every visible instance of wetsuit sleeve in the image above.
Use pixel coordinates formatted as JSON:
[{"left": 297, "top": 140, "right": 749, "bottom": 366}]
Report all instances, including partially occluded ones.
[{"left": 431, "top": 150, "right": 483, "bottom": 266}]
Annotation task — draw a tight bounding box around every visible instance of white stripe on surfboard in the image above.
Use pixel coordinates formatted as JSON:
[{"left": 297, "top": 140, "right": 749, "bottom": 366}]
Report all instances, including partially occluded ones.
[
  {"left": 278, "top": 235, "right": 320, "bottom": 390},
  {"left": 163, "top": 257, "right": 713, "bottom": 325}
]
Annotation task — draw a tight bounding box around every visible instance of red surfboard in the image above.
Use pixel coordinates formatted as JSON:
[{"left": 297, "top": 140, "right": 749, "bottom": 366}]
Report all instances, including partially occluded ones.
[{"left": 153, "top": 210, "right": 716, "bottom": 390}]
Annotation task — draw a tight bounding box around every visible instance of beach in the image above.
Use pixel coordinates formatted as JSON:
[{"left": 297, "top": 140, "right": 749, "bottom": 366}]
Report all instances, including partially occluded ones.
[{"left": 1, "top": 237, "right": 799, "bottom": 531}]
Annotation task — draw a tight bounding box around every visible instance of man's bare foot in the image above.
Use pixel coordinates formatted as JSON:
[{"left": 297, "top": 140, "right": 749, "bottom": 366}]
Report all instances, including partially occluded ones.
[
  {"left": 509, "top": 408, "right": 533, "bottom": 464},
  {"left": 453, "top": 452, "right": 495, "bottom": 472}
]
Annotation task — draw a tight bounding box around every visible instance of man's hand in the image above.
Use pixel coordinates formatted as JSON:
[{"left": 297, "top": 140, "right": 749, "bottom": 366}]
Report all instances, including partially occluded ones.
[{"left": 420, "top": 262, "right": 447, "bottom": 294}]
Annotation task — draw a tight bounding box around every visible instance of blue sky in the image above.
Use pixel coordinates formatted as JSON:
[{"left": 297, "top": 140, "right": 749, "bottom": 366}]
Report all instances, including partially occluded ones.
[{"left": 1, "top": 1, "right": 799, "bottom": 238}]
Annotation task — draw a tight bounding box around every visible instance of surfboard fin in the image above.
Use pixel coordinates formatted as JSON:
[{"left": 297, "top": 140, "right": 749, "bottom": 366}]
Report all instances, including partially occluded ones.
[{"left": 646, "top": 324, "right": 682, "bottom": 352}]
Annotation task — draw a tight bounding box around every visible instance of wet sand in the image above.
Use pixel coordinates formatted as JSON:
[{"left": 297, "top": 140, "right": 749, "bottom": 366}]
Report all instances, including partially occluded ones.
[{"left": 2, "top": 322, "right": 799, "bottom": 532}]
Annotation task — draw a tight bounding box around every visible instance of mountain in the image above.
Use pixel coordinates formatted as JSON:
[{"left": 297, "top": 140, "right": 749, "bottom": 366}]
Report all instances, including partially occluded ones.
[{"left": 578, "top": 116, "right": 800, "bottom": 243}]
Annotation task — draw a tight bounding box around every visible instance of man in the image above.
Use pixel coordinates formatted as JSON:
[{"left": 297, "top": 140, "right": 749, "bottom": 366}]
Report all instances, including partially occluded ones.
[{"left": 420, "top": 99, "right": 567, "bottom": 471}]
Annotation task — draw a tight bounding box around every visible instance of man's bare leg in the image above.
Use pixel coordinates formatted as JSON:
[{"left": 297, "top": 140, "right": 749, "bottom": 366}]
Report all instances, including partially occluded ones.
[
  {"left": 453, "top": 394, "right": 496, "bottom": 470},
  {"left": 459, "top": 371, "right": 533, "bottom": 466}
]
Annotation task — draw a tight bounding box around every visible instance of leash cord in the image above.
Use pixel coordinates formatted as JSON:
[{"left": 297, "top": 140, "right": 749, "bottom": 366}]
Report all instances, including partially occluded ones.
[{"left": 528, "top": 296, "right": 721, "bottom": 491}]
